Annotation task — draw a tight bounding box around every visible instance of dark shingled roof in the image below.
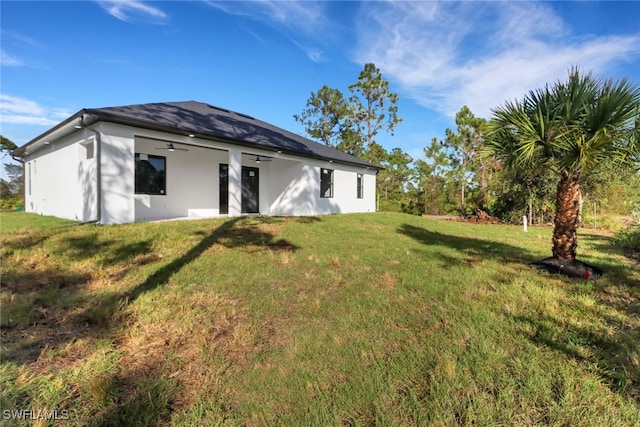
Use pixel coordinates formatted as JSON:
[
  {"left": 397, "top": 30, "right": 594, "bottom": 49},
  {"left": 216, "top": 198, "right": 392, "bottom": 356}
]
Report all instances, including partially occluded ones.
[{"left": 78, "top": 100, "right": 379, "bottom": 169}]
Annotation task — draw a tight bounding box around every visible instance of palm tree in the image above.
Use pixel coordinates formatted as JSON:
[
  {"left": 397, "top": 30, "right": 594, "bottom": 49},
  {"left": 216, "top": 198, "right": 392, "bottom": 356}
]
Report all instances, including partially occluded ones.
[{"left": 486, "top": 68, "right": 640, "bottom": 265}]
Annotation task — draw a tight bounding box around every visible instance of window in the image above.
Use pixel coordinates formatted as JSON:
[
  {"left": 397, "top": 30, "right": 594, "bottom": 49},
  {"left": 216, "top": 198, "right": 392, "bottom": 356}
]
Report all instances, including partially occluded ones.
[
  {"left": 357, "top": 173, "right": 364, "bottom": 199},
  {"left": 27, "top": 162, "right": 31, "bottom": 196},
  {"left": 135, "top": 153, "right": 166, "bottom": 195},
  {"left": 219, "top": 163, "right": 228, "bottom": 214},
  {"left": 320, "top": 168, "right": 333, "bottom": 198}
]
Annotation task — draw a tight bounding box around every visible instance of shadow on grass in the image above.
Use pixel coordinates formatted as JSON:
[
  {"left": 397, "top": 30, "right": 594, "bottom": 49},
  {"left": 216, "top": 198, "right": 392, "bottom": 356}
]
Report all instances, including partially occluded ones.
[
  {"left": 399, "top": 224, "right": 639, "bottom": 286},
  {"left": 575, "top": 233, "right": 640, "bottom": 287},
  {"left": 400, "top": 223, "right": 640, "bottom": 402},
  {"left": 0, "top": 225, "right": 72, "bottom": 258},
  {"left": 88, "top": 376, "right": 180, "bottom": 427},
  {"left": 1, "top": 216, "right": 302, "bottom": 425},
  {"left": 397, "top": 223, "right": 536, "bottom": 266},
  {"left": 511, "top": 309, "right": 640, "bottom": 403},
  {"left": 579, "top": 232, "right": 615, "bottom": 250},
  {"left": 124, "top": 217, "right": 298, "bottom": 302},
  {"left": 55, "top": 233, "right": 154, "bottom": 266},
  {"left": 3, "top": 217, "right": 302, "bottom": 363}
]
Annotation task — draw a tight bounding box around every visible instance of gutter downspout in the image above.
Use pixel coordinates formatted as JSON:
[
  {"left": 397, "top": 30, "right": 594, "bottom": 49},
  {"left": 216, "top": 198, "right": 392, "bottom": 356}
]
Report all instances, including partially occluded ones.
[{"left": 80, "top": 114, "right": 102, "bottom": 224}]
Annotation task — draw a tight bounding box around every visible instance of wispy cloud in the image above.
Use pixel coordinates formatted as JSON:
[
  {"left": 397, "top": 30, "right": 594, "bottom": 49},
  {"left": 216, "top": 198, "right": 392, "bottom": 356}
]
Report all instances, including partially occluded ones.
[
  {"left": 206, "top": 0, "right": 328, "bottom": 35},
  {"left": 95, "top": 0, "right": 168, "bottom": 24},
  {"left": 206, "top": 0, "right": 330, "bottom": 62},
  {"left": 353, "top": 1, "right": 640, "bottom": 118},
  {"left": 1, "top": 30, "right": 40, "bottom": 48},
  {"left": 1, "top": 50, "right": 24, "bottom": 67},
  {"left": 0, "top": 95, "right": 59, "bottom": 126},
  {"left": 294, "top": 41, "right": 325, "bottom": 64},
  {"left": 1, "top": 30, "right": 42, "bottom": 68}
]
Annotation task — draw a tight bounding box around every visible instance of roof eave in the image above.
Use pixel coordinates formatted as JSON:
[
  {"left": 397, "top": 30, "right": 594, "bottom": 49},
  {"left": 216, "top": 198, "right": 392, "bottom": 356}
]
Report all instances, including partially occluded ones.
[
  {"left": 83, "top": 109, "right": 383, "bottom": 170},
  {"left": 13, "top": 110, "right": 90, "bottom": 157}
]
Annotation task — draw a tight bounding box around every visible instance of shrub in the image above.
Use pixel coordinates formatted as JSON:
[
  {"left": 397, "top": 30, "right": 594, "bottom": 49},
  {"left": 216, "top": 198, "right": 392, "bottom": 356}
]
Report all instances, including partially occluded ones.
[
  {"left": 0, "top": 196, "right": 23, "bottom": 210},
  {"left": 612, "top": 223, "right": 640, "bottom": 251}
]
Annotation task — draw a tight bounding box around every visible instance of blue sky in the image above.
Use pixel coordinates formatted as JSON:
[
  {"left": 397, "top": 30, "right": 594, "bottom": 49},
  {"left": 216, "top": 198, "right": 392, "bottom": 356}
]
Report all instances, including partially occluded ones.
[{"left": 2, "top": 1, "right": 640, "bottom": 170}]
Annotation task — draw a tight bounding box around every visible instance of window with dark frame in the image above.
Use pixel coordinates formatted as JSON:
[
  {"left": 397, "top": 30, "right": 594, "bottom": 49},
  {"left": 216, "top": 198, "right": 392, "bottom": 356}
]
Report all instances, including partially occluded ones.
[
  {"left": 357, "top": 173, "right": 364, "bottom": 199},
  {"left": 135, "top": 153, "right": 166, "bottom": 195},
  {"left": 320, "top": 168, "right": 334, "bottom": 198},
  {"left": 219, "top": 163, "right": 229, "bottom": 214}
]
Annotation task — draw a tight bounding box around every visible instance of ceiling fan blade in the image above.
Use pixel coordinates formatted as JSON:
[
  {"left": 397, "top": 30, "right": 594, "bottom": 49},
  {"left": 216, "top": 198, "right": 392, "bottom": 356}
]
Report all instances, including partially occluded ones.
[{"left": 154, "top": 143, "right": 188, "bottom": 152}]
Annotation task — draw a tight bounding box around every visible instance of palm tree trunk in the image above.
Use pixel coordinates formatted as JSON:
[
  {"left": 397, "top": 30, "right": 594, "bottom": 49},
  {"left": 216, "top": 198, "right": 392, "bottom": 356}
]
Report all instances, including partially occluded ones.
[{"left": 552, "top": 173, "right": 581, "bottom": 261}]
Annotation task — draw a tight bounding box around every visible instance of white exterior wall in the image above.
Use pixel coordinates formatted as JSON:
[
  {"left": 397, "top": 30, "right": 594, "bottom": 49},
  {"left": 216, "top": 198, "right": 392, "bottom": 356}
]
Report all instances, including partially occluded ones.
[
  {"left": 24, "top": 121, "right": 377, "bottom": 224},
  {"left": 99, "top": 123, "right": 135, "bottom": 224},
  {"left": 24, "top": 131, "right": 97, "bottom": 222},
  {"left": 266, "top": 157, "right": 376, "bottom": 216}
]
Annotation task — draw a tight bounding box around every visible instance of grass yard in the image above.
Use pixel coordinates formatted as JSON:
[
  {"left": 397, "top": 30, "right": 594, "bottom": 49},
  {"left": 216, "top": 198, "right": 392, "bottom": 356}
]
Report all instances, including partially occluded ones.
[{"left": 1, "top": 211, "right": 639, "bottom": 426}]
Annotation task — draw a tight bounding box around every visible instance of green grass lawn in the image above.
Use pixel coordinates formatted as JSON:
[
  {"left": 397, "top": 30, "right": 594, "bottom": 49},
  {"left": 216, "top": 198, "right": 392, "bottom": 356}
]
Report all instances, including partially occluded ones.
[{"left": 1, "top": 212, "right": 639, "bottom": 426}]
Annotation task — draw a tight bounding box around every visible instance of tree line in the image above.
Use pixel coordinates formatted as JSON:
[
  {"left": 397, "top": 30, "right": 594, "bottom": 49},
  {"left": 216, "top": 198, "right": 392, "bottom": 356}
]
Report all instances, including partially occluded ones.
[
  {"left": 2, "top": 65, "right": 638, "bottom": 236},
  {"left": 0, "top": 136, "right": 22, "bottom": 209},
  {"left": 2, "top": 65, "right": 638, "bottom": 267},
  {"left": 295, "top": 64, "right": 640, "bottom": 226}
]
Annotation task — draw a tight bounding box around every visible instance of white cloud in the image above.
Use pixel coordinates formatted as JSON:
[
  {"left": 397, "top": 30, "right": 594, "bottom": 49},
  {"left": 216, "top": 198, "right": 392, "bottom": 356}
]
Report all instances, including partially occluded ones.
[
  {"left": 1, "top": 50, "right": 24, "bottom": 67},
  {"left": 205, "top": 0, "right": 330, "bottom": 62},
  {"left": 95, "top": 0, "right": 167, "bottom": 24},
  {"left": 1, "top": 30, "right": 40, "bottom": 48},
  {"left": 353, "top": 1, "right": 640, "bottom": 119},
  {"left": 206, "top": 0, "right": 328, "bottom": 35},
  {"left": 1, "top": 114, "right": 58, "bottom": 126},
  {"left": 0, "top": 95, "right": 59, "bottom": 126},
  {"left": 294, "top": 41, "right": 325, "bottom": 63}
]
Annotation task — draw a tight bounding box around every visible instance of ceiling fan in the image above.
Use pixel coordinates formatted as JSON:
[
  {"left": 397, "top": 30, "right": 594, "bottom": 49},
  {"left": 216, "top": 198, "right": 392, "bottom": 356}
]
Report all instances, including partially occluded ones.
[
  {"left": 253, "top": 155, "right": 272, "bottom": 163},
  {"left": 155, "top": 143, "right": 188, "bottom": 152}
]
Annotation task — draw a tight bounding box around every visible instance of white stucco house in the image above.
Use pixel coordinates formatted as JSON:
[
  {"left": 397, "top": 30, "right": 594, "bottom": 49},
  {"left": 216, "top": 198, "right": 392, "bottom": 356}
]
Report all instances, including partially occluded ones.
[{"left": 14, "top": 101, "right": 380, "bottom": 224}]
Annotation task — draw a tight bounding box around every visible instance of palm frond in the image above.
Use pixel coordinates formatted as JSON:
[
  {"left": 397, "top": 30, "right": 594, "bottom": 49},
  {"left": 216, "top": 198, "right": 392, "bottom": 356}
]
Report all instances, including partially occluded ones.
[{"left": 487, "top": 67, "right": 640, "bottom": 179}]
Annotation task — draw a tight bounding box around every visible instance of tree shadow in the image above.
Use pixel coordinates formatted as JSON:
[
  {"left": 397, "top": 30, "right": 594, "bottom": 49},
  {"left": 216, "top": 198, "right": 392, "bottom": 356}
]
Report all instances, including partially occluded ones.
[
  {"left": 579, "top": 232, "right": 615, "bottom": 251},
  {"left": 0, "top": 225, "right": 71, "bottom": 258},
  {"left": 3, "top": 217, "right": 301, "bottom": 362},
  {"left": 511, "top": 309, "right": 639, "bottom": 403},
  {"left": 125, "top": 217, "right": 299, "bottom": 303},
  {"left": 55, "top": 233, "right": 154, "bottom": 266},
  {"left": 399, "top": 223, "right": 640, "bottom": 402},
  {"left": 397, "top": 223, "right": 536, "bottom": 265},
  {"left": 284, "top": 215, "right": 322, "bottom": 224},
  {"left": 1, "top": 216, "right": 302, "bottom": 424},
  {"left": 1, "top": 266, "right": 94, "bottom": 363},
  {"left": 398, "top": 224, "right": 639, "bottom": 285},
  {"left": 572, "top": 233, "right": 640, "bottom": 287}
]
